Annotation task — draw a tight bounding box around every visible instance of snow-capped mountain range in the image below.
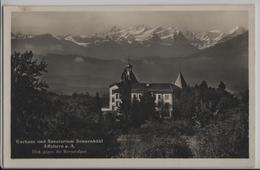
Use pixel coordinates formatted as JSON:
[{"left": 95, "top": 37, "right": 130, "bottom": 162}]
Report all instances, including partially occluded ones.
[
  {"left": 11, "top": 26, "right": 248, "bottom": 94},
  {"left": 12, "top": 25, "right": 247, "bottom": 50}
]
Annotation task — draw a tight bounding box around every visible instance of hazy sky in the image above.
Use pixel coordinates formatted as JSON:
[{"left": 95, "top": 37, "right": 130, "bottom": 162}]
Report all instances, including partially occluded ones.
[{"left": 12, "top": 11, "right": 248, "bottom": 35}]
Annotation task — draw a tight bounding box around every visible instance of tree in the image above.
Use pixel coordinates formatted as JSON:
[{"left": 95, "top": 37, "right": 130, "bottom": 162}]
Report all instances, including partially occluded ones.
[
  {"left": 218, "top": 81, "right": 226, "bottom": 91},
  {"left": 174, "top": 86, "right": 196, "bottom": 120},
  {"left": 162, "top": 103, "right": 170, "bottom": 118},
  {"left": 199, "top": 80, "right": 208, "bottom": 89},
  {"left": 128, "top": 91, "right": 157, "bottom": 127},
  {"left": 11, "top": 51, "right": 49, "bottom": 155},
  {"left": 95, "top": 92, "right": 104, "bottom": 124},
  {"left": 129, "top": 95, "right": 142, "bottom": 127},
  {"left": 12, "top": 51, "right": 48, "bottom": 93},
  {"left": 175, "top": 81, "right": 239, "bottom": 127},
  {"left": 118, "top": 82, "right": 132, "bottom": 131},
  {"left": 139, "top": 91, "right": 157, "bottom": 121}
]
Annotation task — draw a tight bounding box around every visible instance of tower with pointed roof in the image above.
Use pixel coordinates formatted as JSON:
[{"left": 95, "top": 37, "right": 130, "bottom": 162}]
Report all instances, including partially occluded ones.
[
  {"left": 174, "top": 72, "right": 187, "bottom": 88},
  {"left": 120, "top": 62, "right": 138, "bottom": 84}
]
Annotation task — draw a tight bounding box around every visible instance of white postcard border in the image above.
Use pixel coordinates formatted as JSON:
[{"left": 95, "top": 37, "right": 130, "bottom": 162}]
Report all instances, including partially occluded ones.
[{"left": 2, "top": 5, "right": 256, "bottom": 169}]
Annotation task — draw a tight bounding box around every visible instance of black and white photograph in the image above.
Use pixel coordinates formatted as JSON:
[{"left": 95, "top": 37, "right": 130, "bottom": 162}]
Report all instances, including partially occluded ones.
[{"left": 2, "top": 5, "right": 256, "bottom": 168}]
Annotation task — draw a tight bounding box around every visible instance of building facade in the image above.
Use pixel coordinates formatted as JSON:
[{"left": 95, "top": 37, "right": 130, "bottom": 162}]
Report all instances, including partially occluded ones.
[{"left": 102, "top": 64, "right": 187, "bottom": 118}]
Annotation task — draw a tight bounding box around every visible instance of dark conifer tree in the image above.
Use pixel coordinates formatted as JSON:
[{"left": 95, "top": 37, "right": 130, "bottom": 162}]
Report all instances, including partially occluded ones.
[{"left": 218, "top": 81, "right": 226, "bottom": 91}]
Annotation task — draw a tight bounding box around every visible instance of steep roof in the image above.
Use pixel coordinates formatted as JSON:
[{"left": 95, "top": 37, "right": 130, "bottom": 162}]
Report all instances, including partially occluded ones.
[
  {"left": 131, "top": 83, "right": 180, "bottom": 93},
  {"left": 109, "top": 82, "right": 180, "bottom": 93},
  {"left": 174, "top": 72, "right": 187, "bottom": 88}
]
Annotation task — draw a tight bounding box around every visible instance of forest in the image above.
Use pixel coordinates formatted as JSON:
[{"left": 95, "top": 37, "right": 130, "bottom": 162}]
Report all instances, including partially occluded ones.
[{"left": 11, "top": 51, "right": 249, "bottom": 158}]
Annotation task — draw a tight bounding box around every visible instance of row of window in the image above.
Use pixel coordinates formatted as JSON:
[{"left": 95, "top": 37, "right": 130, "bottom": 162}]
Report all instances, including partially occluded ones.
[
  {"left": 111, "top": 101, "right": 172, "bottom": 111},
  {"left": 156, "top": 101, "right": 171, "bottom": 107},
  {"left": 132, "top": 93, "right": 142, "bottom": 99},
  {"left": 112, "top": 93, "right": 171, "bottom": 103},
  {"left": 132, "top": 93, "right": 171, "bottom": 100},
  {"left": 151, "top": 94, "right": 171, "bottom": 101}
]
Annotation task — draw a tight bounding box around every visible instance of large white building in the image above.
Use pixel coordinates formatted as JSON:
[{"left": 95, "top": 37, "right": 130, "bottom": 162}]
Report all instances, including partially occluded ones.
[{"left": 102, "top": 63, "right": 187, "bottom": 118}]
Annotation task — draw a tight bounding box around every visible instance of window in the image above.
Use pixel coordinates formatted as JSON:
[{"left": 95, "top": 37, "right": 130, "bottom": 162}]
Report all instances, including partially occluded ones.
[
  {"left": 116, "top": 93, "right": 119, "bottom": 99},
  {"left": 133, "top": 94, "right": 137, "bottom": 99},
  {"left": 137, "top": 94, "right": 142, "bottom": 101},
  {"left": 165, "top": 94, "right": 169, "bottom": 100},
  {"left": 158, "top": 94, "right": 161, "bottom": 99},
  {"left": 112, "top": 97, "right": 115, "bottom": 102},
  {"left": 162, "top": 103, "right": 170, "bottom": 118}
]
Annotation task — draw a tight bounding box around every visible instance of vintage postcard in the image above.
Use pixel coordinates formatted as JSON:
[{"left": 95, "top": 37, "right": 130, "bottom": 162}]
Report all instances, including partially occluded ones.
[{"left": 2, "top": 5, "right": 255, "bottom": 168}]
